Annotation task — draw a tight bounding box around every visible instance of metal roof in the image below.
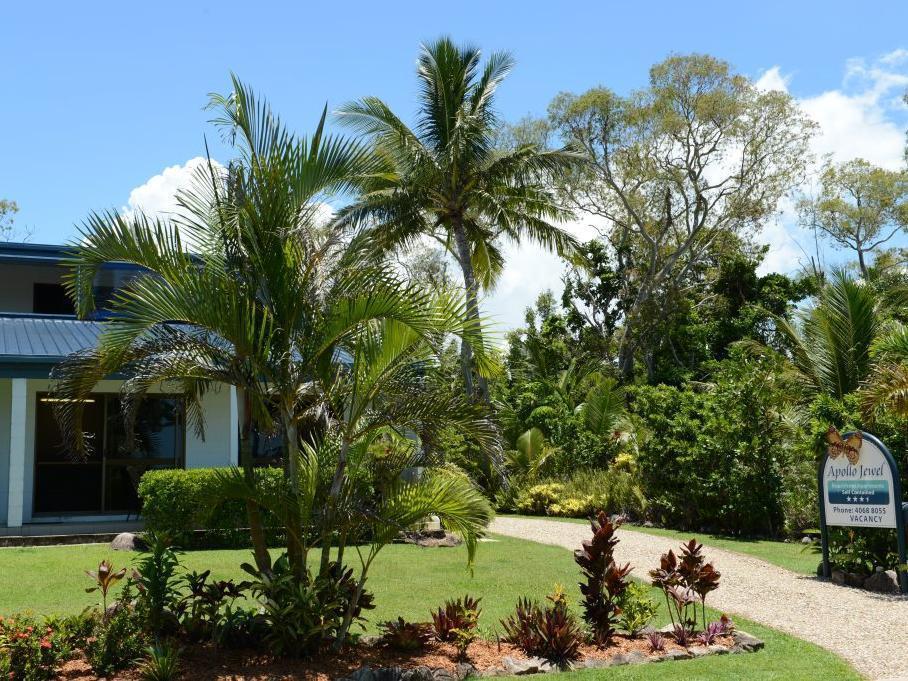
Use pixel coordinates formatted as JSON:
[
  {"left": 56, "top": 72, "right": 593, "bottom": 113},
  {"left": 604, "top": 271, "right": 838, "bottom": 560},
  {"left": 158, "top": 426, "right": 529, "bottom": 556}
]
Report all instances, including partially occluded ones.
[{"left": 0, "top": 314, "right": 354, "bottom": 378}]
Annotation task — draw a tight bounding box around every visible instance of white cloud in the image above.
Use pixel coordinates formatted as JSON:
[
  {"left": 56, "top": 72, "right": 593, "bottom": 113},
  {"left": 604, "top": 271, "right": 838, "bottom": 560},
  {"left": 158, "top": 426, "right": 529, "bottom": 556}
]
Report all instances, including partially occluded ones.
[
  {"left": 751, "top": 51, "right": 908, "bottom": 275},
  {"left": 123, "top": 157, "right": 221, "bottom": 218},
  {"left": 483, "top": 214, "right": 607, "bottom": 331}
]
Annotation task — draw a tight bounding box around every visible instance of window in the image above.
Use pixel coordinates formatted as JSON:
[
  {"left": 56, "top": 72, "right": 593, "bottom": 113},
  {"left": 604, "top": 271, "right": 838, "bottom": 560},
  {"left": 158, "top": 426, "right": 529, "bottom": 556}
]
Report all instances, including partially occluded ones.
[
  {"left": 33, "top": 283, "right": 75, "bottom": 315},
  {"left": 33, "top": 394, "right": 184, "bottom": 515}
]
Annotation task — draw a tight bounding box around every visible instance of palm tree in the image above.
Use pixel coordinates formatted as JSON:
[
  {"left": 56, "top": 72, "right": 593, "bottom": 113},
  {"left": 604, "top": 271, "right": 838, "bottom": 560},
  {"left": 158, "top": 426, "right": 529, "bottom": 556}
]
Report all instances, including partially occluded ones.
[
  {"left": 51, "top": 77, "right": 498, "bottom": 599},
  {"left": 338, "top": 37, "right": 583, "bottom": 401},
  {"left": 776, "top": 270, "right": 883, "bottom": 399}
]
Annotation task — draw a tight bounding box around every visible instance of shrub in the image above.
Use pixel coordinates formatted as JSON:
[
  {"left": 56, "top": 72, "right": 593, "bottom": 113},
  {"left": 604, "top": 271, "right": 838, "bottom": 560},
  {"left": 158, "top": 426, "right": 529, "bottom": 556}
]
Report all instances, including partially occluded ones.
[
  {"left": 430, "top": 595, "right": 481, "bottom": 643},
  {"left": 618, "top": 582, "right": 659, "bottom": 636},
  {"left": 86, "top": 583, "right": 148, "bottom": 676},
  {"left": 0, "top": 614, "right": 71, "bottom": 681},
  {"left": 627, "top": 347, "right": 793, "bottom": 535},
  {"left": 138, "top": 467, "right": 285, "bottom": 548},
  {"left": 378, "top": 618, "right": 432, "bottom": 651},
  {"left": 573, "top": 511, "right": 631, "bottom": 644},
  {"left": 514, "top": 469, "right": 646, "bottom": 519},
  {"left": 515, "top": 483, "right": 564, "bottom": 515},
  {"left": 240, "top": 554, "right": 374, "bottom": 656}
]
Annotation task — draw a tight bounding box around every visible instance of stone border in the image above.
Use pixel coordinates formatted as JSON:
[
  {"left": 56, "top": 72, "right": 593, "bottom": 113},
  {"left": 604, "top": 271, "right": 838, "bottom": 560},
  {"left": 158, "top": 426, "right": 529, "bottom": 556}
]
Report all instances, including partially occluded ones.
[{"left": 340, "top": 631, "right": 764, "bottom": 681}]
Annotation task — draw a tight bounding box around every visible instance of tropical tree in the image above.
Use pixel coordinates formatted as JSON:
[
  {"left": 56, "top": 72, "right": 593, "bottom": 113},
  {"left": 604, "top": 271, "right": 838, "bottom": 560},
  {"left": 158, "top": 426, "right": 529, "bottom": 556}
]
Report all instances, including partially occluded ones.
[
  {"left": 337, "top": 37, "right": 583, "bottom": 401},
  {"left": 798, "top": 158, "right": 908, "bottom": 277},
  {"left": 776, "top": 270, "right": 883, "bottom": 399},
  {"left": 51, "top": 77, "right": 498, "bottom": 639},
  {"left": 546, "top": 54, "right": 816, "bottom": 379}
]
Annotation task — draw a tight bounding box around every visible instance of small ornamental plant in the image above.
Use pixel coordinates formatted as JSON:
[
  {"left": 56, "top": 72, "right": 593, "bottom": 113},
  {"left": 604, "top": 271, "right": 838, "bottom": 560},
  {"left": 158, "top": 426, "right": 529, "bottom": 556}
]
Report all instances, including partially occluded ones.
[
  {"left": 379, "top": 617, "right": 433, "bottom": 651},
  {"left": 430, "top": 595, "right": 481, "bottom": 642},
  {"left": 573, "top": 511, "right": 632, "bottom": 644},
  {"left": 650, "top": 539, "right": 721, "bottom": 644},
  {"left": 0, "top": 615, "right": 71, "bottom": 681},
  {"left": 500, "top": 586, "right": 583, "bottom": 664},
  {"left": 85, "top": 559, "right": 127, "bottom": 616}
]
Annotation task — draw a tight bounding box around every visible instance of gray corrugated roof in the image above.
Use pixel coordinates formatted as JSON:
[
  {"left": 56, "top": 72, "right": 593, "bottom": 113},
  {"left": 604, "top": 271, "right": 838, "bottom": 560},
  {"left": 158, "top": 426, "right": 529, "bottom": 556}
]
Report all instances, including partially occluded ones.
[{"left": 0, "top": 316, "right": 103, "bottom": 361}]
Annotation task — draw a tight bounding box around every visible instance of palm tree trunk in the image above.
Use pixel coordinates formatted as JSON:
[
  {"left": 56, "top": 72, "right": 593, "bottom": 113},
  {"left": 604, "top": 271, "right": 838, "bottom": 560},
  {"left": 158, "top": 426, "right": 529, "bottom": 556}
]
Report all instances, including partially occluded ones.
[
  {"left": 451, "top": 219, "right": 489, "bottom": 403},
  {"left": 239, "top": 389, "right": 271, "bottom": 572},
  {"left": 282, "top": 411, "right": 306, "bottom": 579},
  {"left": 321, "top": 438, "right": 350, "bottom": 576}
]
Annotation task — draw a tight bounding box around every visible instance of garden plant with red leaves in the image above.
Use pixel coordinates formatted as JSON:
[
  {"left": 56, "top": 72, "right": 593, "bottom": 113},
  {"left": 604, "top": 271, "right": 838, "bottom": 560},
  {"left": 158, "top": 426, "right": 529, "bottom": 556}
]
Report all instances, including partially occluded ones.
[{"left": 573, "top": 511, "right": 632, "bottom": 644}]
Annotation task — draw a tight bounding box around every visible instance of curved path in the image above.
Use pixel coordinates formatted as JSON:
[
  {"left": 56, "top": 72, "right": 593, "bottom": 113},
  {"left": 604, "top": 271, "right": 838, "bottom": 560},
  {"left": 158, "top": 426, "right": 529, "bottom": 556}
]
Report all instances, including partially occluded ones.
[{"left": 492, "top": 516, "right": 908, "bottom": 681}]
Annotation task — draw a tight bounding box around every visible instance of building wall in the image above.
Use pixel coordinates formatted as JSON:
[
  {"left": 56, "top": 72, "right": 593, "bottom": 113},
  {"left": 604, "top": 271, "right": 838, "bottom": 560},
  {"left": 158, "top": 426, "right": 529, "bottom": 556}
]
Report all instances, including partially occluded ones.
[
  {"left": 0, "top": 263, "right": 66, "bottom": 313},
  {"left": 3, "top": 378, "right": 236, "bottom": 526},
  {"left": 0, "top": 379, "right": 9, "bottom": 525}
]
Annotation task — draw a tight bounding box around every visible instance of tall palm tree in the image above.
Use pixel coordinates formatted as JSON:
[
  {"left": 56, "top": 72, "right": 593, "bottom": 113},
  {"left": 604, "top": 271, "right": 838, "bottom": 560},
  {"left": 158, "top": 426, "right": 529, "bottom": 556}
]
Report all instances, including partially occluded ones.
[
  {"left": 338, "top": 37, "right": 583, "bottom": 401},
  {"left": 51, "top": 77, "right": 498, "bottom": 589},
  {"left": 776, "top": 270, "right": 883, "bottom": 399}
]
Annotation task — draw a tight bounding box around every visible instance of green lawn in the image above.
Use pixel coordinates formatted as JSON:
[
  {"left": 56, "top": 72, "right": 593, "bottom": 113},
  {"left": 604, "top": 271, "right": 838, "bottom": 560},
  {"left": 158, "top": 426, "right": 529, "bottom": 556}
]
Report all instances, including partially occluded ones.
[
  {"left": 508, "top": 515, "right": 819, "bottom": 575},
  {"left": 0, "top": 535, "right": 856, "bottom": 680}
]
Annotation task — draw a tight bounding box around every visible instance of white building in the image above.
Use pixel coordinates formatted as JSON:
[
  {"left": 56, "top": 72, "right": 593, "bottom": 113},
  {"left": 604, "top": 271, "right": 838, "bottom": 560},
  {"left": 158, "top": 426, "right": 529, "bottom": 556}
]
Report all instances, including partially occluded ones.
[{"left": 0, "top": 242, "right": 239, "bottom": 535}]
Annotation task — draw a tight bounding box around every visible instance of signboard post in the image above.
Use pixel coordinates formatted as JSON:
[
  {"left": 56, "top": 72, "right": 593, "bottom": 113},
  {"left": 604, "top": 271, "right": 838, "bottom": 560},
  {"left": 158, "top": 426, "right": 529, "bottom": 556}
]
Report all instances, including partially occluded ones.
[{"left": 818, "top": 429, "right": 907, "bottom": 593}]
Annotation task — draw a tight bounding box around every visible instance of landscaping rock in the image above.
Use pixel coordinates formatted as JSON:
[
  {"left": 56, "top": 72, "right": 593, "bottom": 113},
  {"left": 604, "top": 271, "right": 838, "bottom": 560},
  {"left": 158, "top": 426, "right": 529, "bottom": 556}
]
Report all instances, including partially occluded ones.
[
  {"left": 642, "top": 521, "right": 655, "bottom": 528},
  {"left": 455, "top": 663, "right": 478, "bottom": 680},
  {"left": 612, "top": 651, "right": 647, "bottom": 665},
  {"left": 110, "top": 532, "right": 146, "bottom": 551},
  {"left": 582, "top": 659, "right": 611, "bottom": 669},
  {"left": 660, "top": 650, "right": 692, "bottom": 661},
  {"left": 801, "top": 536, "right": 813, "bottom": 545},
  {"left": 707, "top": 644, "right": 729, "bottom": 655},
  {"left": 502, "top": 656, "right": 554, "bottom": 675},
  {"left": 865, "top": 569, "right": 899, "bottom": 594},
  {"left": 831, "top": 569, "right": 846, "bottom": 585},
  {"left": 342, "top": 667, "right": 376, "bottom": 681},
  {"left": 731, "top": 631, "right": 765, "bottom": 653},
  {"left": 844, "top": 571, "right": 867, "bottom": 588},
  {"left": 399, "top": 530, "right": 463, "bottom": 548},
  {"left": 431, "top": 669, "right": 457, "bottom": 681},
  {"left": 401, "top": 667, "right": 435, "bottom": 681},
  {"left": 689, "top": 647, "right": 711, "bottom": 658},
  {"left": 375, "top": 667, "right": 405, "bottom": 681}
]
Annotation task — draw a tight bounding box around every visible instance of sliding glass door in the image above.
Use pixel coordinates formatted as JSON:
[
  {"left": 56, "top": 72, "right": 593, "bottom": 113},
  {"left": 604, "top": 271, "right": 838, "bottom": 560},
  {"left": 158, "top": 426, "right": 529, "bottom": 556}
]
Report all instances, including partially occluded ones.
[{"left": 34, "top": 394, "right": 184, "bottom": 515}]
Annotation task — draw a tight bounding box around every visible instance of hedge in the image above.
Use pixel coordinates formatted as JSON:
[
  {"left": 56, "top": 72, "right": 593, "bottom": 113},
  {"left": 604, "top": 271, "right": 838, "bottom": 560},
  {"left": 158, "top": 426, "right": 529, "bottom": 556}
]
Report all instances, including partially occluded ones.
[{"left": 138, "top": 467, "right": 285, "bottom": 548}]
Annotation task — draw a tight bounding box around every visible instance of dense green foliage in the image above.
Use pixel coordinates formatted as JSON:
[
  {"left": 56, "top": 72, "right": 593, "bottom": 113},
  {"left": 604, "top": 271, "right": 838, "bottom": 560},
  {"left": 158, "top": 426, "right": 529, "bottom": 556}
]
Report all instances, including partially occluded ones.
[{"left": 139, "top": 468, "right": 285, "bottom": 547}]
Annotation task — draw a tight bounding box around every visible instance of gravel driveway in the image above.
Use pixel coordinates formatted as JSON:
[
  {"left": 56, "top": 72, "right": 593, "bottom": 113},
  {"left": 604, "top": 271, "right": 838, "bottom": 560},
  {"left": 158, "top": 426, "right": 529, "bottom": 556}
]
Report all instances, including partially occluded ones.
[{"left": 492, "top": 516, "right": 908, "bottom": 681}]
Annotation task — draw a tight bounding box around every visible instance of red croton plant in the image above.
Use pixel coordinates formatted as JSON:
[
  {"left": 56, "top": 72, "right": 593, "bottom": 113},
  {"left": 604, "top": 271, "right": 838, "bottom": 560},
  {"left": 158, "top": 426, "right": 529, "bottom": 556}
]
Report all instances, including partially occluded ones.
[{"left": 573, "top": 511, "right": 632, "bottom": 645}]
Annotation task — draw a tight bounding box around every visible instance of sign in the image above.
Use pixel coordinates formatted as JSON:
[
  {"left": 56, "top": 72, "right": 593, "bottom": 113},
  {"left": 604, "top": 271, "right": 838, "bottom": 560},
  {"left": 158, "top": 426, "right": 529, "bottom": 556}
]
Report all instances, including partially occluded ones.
[
  {"left": 821, "top": 429, "right": 897, "bottom": 528},
  {"left": 817, "top": 428, "right": 907, "bottom": 593}
]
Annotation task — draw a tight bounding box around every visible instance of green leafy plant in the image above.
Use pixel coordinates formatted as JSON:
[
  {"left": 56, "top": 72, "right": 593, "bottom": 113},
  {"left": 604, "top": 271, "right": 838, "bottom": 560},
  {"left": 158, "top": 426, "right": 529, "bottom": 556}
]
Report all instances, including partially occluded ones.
[
  {"left": 574, "top": 511, "right": 631, "bottom": 644},
  {"left": 430, "top": 595, "right": 482, "bottom": 642},
  {"left": 449, "top": 611, "right": 479, "bottom": 661},
  {"left": 84, "top": 559, "right": 127, "bottom": 616},
  {"left": 241, "top": 555, "right": 374, "bottom": 656},
  {"left": 139, "top": 642, "right": 181, "bottom": 681},
  {"left": 0, "top": 614, "right": 71, "bottom": 681},
  {"left": 617, "top": 582, "right": 658, "bottom": 636},
  {"left": 86, "top": 583, "right": 147, "bottom": 676},
  {"left": 176, "top": 569, "right": 246, "bottom": 641},
  {"left": 378, "top": 618, "right": 432, "bottom": 651},
  {"left": 131, "top": 535, "right": 182, "bottom": 636}
]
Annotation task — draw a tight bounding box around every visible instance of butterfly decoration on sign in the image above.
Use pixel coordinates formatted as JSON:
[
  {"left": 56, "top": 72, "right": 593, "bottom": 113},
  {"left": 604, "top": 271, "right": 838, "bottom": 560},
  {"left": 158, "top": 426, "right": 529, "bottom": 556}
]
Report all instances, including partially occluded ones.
[{"left": 826, "top": 426, "right": 862, "bottom": 465}]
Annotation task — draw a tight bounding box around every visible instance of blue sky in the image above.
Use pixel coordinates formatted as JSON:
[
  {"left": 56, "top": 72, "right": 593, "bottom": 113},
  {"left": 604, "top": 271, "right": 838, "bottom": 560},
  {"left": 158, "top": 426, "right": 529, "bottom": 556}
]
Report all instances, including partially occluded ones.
[{"left": 3, "top": 1, "right": 908, "bottom": 330}]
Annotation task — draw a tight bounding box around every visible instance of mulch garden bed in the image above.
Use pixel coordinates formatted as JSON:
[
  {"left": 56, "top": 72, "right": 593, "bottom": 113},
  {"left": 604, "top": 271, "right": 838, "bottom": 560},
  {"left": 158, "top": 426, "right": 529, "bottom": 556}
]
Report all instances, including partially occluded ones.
[{"left": 55, "top": 631, "right": 763, "bottom": 680}]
